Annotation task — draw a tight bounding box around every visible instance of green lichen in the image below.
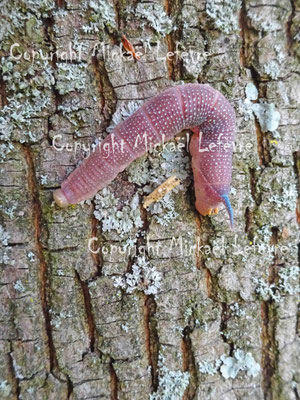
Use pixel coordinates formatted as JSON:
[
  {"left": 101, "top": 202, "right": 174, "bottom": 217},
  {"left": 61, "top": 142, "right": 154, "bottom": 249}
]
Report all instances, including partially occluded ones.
[
  {"left": 57, "top": 98, "right": 91, "bottom": 128},
  {"left": 0, "top": 225, "right": 10, "bottom": 246},
  {"left": 252, "top": 102, "right": 280, "bottom": 132},
  {"left": 0, "top": 224, "right": 11, "bottom": 264},
  {"left": 199, "top": 349, "right": 260, "bottom": 379},
  {"left": 0, "top": 381, "right": 11, "bottom": 398},
  {"left": 1, "top": 57, "right": 55, "bottom": 98},
  {"left": 238, "top": 82, "right": 258, "bottom": 122},
  {"left": 269, "top": 182, "right": 297, "bottom": 211},
  {"left": 199, "top": 359, "right": 222, "bottom": 376},
  {"left": 229, "top": 302, "right": 246, "bottom": 317},
  {"left": 253, "top": 265, "right": 300, "bottom": 302},
  {"left": 113, "top": 256, "right": 162, "bottom": 295},
  {"left": 127, "top": 154, "right": 150, "bottom": 186},
  {"left": 238, "top": 98, "right": 255, "bottom": 122},
  {"left": 82, "top": 0, "right": 116, "bottom": 33},
  {"left": 93, "top": 187, "right": 143, "bottom": 237},
  {"left": 13, "top": 279, "right": 26, "bottom": 293},
  {"left": 219, "top": 81, "right": 234, "bottom": 98},
  {"left": 108, "top": 101, "right": 141, "bottom": 133},
  {"left": 27, "top": 251, "right": 36, "bottom": 262},
  {"left": 128, "top": 141, "right": 190, "bottom": 190},
  {"left": 0, "top": 56, "right": 54, "bottom": 155},
  {"left": 0, "top": 143, "right": 15, "bottom": 162},
  {"left": 0, "top": 0, "right": 55, "bottom": 50},
  {"left": 134, "top": 3, "right": 175, "bottom": 36},
  {"left": 245, "top": 83, "right": 258, "bottom": 101},
  {"left": 220, "top": 349, "right": 260, "bottom": 379},
  {"left": 0, "top": 202, "right": 17, "bottom": 220},
  {"left": 263, "top": 61, "right": 280, "bottom": 80},
  {"left": 183, "top": 297, "right": 217, "bottom": 330},
  {"left": 239, "top": 84, "right": 281, "bottom": 133},
  {"left": 247, "top": 8, "right": 282, "bottom": 32},
  {"left": 149, "top": 193, "right": 179, "bottom": 227},
  {"left": 150, "top": 353, "right": 190, "bottom": 400},
  {"left": 206, "top": 0, "right": 241, "bottom": 34},
  {"left": 55, "top": 63, "right": 87, "bottom": 95}
]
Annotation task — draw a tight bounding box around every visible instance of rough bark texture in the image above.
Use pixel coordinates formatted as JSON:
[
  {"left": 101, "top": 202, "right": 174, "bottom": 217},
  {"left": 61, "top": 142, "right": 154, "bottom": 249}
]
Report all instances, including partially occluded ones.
[{"left": 0, "top": 0, "right": 299, "bottom": 399}]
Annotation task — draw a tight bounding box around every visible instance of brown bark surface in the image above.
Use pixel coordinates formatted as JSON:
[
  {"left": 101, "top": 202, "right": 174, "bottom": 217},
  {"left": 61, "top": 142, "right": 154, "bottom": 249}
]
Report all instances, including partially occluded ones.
[{"left": 0, "top": 0, "right": 299, "bottom": 399}]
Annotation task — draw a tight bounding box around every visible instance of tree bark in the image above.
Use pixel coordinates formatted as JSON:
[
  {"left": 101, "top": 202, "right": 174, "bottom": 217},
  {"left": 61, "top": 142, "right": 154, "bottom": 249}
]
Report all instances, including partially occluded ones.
[{"left": 0, "top": 0, "right": 299, "bottom": 399}]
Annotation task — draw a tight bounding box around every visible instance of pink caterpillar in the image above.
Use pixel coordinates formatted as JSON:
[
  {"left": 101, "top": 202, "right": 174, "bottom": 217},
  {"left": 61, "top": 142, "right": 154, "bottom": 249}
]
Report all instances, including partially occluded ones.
[{"left": 54, "top": 84, "right": 236, "bottom": 227}]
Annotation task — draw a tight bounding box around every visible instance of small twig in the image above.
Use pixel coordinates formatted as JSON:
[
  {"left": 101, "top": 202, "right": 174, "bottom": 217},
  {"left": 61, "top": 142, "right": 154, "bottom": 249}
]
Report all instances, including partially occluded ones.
[{"left": 143, "top": 176, "right": 181, "bottom": 208}]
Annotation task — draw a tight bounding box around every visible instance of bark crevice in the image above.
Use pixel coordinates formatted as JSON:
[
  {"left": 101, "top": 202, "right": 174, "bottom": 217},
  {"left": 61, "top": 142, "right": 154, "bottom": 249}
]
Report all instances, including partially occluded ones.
[
  {"left": 165, "top": 0, "right": 185, "bottom": 81},
  {"left": 75, "top": 270, "right": 97, "bottom": 353},
  {"left": 144, "top": 294, "right": 159, "bottom": 392},
  {"left": 7, "top": 342, "right": 20, "bottom": 400},
  {"left": 182, "top": 327, "right": 199, "bottom": 400},
  {"left": 23, "top": 145, "right": 57, "bottom": 373},
  {"left": 90, "top": 54, "right": 118, "bottom": 130},
  {"left": 286, "top": 0, "right": 296, "bottom": 56},
  {"left": 109, "top": 359, "right": 119, "bottom": 400}
]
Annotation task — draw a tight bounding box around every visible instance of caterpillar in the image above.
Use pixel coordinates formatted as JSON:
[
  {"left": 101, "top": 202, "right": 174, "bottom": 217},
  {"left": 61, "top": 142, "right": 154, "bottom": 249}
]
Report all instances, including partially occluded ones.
[{"left": 54, "top": 83, "right": 236, "bottom": 227}]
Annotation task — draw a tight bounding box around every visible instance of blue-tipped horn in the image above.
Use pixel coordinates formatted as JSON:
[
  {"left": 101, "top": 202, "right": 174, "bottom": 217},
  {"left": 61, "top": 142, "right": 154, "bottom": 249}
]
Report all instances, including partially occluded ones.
[{"left": 221, "top": 194, "right": 234, "bottom": 229}]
